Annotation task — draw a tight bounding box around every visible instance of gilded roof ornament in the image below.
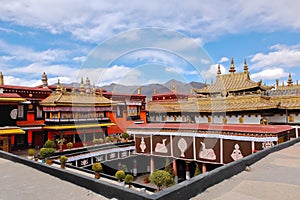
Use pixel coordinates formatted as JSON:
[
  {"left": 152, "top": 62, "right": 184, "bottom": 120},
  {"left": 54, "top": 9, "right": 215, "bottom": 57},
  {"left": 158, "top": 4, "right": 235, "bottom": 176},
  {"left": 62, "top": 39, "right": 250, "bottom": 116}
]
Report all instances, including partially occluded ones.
[
  {"left": 243, "top": 58, "right": 248, "bottom": 72},
  {"left": 56, "top": 79, "right": 61, "bottom": 94},
  {"left": 79, "top": 77, "right": 85, "bottom": 94},
  {"left": 217, "top": 64, "right": 221, "bottom": 75},
  {"left": 229, "top": 58, "right": 236, "bottom": 73},
  {"left": 287, "top": 73, "right": 293, "bottom": 86}
]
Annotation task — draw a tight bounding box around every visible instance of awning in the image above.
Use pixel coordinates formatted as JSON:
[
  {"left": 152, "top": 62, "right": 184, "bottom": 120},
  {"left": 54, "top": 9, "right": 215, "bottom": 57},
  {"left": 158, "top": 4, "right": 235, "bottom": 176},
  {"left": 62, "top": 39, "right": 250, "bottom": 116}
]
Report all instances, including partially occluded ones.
[
  {"left": 43, "top": 123, "right": 116, "bottom": 130},
  {"left": 0, "top": 128, "right": 25, "bottom": 135}
]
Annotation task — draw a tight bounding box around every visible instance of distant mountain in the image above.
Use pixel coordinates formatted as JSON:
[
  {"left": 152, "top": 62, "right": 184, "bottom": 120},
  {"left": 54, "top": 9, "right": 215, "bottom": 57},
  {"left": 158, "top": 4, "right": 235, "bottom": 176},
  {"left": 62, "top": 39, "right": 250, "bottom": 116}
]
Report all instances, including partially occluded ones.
[
  {"left": 60, "top": 79, "right": 205, "bottom": 100},
  {"left": 101, "top": 79, "right": 205, "bottom": 99}
]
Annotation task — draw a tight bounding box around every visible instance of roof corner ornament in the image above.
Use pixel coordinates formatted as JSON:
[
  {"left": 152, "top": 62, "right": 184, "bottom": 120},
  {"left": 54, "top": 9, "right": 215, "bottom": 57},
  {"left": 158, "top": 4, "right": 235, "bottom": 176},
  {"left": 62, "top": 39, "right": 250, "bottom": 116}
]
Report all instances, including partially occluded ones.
[
  {"left": 243, "top": 58, "right": 248, "bottom": 72},
  {"left": 287, "top": 73, "right": 293, "bottom": 86},
  {"left": 229, "top": 57, "right": 236, "bottom": 74},
  {"left": 217, "top": 63, "right": 221, "bottom": 75}
]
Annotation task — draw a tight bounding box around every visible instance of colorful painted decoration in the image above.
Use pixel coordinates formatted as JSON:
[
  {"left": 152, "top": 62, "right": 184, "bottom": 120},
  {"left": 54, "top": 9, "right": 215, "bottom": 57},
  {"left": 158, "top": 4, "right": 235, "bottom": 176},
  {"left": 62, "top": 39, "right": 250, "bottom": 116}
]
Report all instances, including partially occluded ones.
[
  {"left": 231, "top": 144, "right": 243, "bottom": 161},
  {"left": 199, "top": 142, "right": 216, "bottom": 160},
  {"left": 262, "top": 141, "right": 274, "bottom": 149},
  {"left": 139, "top": 137, "right": 146, "bottom": 152},
  {"left": 155, "top": 138, "right": 168, "bottom": 153},
  {"left": 178, "top": 138, "right": 187, "bottom": 157}
]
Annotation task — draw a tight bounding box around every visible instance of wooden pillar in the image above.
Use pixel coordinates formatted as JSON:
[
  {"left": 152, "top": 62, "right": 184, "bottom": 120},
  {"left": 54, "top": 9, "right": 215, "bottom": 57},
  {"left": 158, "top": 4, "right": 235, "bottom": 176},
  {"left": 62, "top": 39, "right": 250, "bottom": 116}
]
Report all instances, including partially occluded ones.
[
  {"left": 150, "top": 156, "right": 154, "bottom": 174},
  {"left": 133, "top": 158, "right": 137, "bottom": 176},
  {"left": 202, "top": 163, "right": 207, "bottom": 173},
  {"left": 173, "top": 160, "right": 178, "bottom": 184},
  {"left": 185, "top": 161, "right": 190, "bottom": 180}
]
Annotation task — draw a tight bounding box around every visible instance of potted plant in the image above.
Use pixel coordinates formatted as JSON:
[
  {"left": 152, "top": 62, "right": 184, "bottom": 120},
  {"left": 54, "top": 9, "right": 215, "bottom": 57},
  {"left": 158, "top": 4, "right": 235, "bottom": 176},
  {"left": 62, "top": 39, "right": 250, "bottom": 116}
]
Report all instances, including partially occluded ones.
[
  {"left": 92, "top": 162, "right": 102, "bottom": 179},
  {"left": 93, "top": 138, "right": 98, "bottom": 145},
  {"left": 105, "top": 136, "right": 110, "bottom": 143},
  {"left": 121, "top": 132, "right": 130, "bottom": 142},
  {"left": 109, "top": 135, "right": 115, "bottom": 143},
  {"left": 59, "top": 155, "right": 68, "bottom": 169},
  {"left": 66, "top": 142, "right": 73, "bottom": 149},
  {"left": 98, "top": 138, "right": 104, "bottom": 144},
  {"left": 27, "top": 148, "right": 35, "bottom": 160},
  {"left": 115, "top": 170, "right": 125, "bottom": 182},
  {"left": 125, "top": 174, "right": 134, "bottom": 188},
  {"left": 39, "top": 147, "right": 55, "bottom": 164}
]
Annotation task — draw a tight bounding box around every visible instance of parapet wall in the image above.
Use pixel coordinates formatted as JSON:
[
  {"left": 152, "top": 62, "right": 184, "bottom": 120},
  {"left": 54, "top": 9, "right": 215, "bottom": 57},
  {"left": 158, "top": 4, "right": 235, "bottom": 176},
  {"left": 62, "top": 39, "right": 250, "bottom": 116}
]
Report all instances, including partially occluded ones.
[{"left": 1, "top": 137, "right": 299, "bottom": 200}]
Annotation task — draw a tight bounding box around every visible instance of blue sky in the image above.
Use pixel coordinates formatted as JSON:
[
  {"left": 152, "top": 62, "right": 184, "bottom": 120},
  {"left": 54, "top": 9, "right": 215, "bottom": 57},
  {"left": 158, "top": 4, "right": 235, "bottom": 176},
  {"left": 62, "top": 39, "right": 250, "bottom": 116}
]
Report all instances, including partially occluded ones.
[{"left": 0, "top": 0, "right": 300, "bottom": 87}]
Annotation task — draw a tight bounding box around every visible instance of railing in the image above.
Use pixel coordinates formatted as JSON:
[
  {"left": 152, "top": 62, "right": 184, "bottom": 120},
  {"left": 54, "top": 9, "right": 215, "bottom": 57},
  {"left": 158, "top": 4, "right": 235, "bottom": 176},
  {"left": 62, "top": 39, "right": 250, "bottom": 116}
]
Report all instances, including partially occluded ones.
[{"left": 45, "top": 117, "right": 110, "bottom": 122}]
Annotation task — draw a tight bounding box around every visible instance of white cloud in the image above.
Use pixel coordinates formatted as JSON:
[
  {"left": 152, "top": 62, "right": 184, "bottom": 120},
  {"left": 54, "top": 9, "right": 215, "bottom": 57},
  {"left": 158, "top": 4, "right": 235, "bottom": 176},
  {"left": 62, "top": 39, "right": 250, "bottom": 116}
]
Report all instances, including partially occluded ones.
[
  {"left": 250, "top": 44, "right": 300, "bottom": 69},
  {"left": 219, "top": 57, "right": 229, "bottom": 63},
  {"left": 0, "top": 39, "right": 69, "bottom": 63},
  {"left": 200, "top": 64, "right": 226, "bottom": 82},
  {"left": 1, "top": 1, "right": 300, "bottom": 43},
  {"left": 72, "top": 56, "right": 87, "bottom": 63},
  {"left": 165, "top": 66, "right": 198, "bottom": 75},
  {"left": 250, "top": 68, "right": 288, "bottom": 80}
]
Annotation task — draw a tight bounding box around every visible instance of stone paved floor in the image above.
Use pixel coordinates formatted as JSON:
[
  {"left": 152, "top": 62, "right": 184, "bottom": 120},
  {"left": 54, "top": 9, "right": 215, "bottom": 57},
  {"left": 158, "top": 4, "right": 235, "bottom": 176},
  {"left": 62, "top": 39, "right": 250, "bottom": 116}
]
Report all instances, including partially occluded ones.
[{"left": 192, "top": 142, "right": 300, "bottom": 200}]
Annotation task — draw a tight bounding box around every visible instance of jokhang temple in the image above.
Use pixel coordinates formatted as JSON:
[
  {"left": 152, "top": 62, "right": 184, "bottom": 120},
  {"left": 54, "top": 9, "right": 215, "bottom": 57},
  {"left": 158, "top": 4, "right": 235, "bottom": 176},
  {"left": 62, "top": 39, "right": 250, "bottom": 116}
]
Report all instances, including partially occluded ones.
[{"left": 0, "top": 58, "right": 299, "bottom": 181}]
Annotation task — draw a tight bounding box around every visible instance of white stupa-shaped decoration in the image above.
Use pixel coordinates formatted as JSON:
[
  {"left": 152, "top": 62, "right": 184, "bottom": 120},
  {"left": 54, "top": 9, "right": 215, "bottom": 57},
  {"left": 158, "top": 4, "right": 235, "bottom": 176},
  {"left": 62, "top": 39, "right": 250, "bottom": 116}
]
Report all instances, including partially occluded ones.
[
  {"left": 139, "top": 137, "right": 146, "bottom": 152},
  {"left": 178, "top": 138, "right": 187, "bottom": 157}
]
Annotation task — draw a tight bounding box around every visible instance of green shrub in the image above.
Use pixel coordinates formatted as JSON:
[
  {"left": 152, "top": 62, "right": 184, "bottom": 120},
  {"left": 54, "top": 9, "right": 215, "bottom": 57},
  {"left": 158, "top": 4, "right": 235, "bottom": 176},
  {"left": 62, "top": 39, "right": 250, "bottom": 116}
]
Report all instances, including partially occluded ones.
[
  {"left": 115, "top": 170, "right": 125, "bottom": 181},
  {"left": 125, "top": 174, "right": 134, "bottom": 187},
  {"left": 194, "top": 163, "right": 201, "bottom": 176},
  {"left": 39, "top": 148, "right": 55, "bottom": 158},
  {"left": 92, "top": 162, "right": 103, "bottom": 172},
  {"left": 59, "top": 155, "right": 68, "bottom": 163},
  {"left": 28, "top": 148, "right": 35, "bottom": 156},
  {"left": 149, "top": 170, "right": 172, "bottom": 191},
  {"left": 66, "top": 142, "right": 73, "bottom": 149},
  {"left": 44, "top": 140, "right": 56, "bottom": 148},
  {"left": 121, "top": 132, "right": 129, "bottom": 139}
]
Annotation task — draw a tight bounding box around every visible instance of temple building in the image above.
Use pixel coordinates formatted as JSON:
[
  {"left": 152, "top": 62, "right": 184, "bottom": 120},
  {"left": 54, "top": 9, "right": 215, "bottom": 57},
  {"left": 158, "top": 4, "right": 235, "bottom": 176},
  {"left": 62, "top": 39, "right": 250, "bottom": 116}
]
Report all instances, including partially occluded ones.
[
  {"left": 40, "top": 78, "right": 115, "bottom": 148},
  {"left": 129, "top": 58, "right": 299, "bottom": 182},
  {"left": 0, "top": 72, "right": 52, "bottom": 150}
]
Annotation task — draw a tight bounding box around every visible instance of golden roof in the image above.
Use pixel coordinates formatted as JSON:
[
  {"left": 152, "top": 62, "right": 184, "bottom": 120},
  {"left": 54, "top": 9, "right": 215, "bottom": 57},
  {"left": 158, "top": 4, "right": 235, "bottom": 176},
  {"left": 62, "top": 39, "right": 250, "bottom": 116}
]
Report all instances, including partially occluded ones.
[
  {"left": 40, "top": 92, "right": 113, "bottom": 107},
  {"left": 196, "top": 71, "right": 270, "bottom": 94},
  {"left": 148, "top": 94, "right": 277, "bottom": 113}
]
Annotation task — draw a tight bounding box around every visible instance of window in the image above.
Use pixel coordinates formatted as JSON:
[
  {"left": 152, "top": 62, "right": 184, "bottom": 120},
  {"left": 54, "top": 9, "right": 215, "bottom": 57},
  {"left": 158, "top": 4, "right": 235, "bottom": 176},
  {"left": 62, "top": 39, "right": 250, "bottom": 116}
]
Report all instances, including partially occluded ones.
[
  {"left": 18, "top": 105, "right": 25, "bottom": 119},
  {"left": 35, "top": 106, "right": 43, "bottom": 119}
]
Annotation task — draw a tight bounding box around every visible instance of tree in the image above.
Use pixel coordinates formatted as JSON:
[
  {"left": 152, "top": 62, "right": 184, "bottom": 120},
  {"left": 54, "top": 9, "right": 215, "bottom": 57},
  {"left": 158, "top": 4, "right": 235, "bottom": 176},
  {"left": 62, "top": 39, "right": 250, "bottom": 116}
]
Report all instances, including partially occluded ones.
[
  {"left": 149, "top": 170, "right": 173, "bottom": 191},
  {"left": 115, "top": 170, "right": 125, "bottom": 182},
  {"left": 124, "top": 174, "right": 134, "bottom": 188}
]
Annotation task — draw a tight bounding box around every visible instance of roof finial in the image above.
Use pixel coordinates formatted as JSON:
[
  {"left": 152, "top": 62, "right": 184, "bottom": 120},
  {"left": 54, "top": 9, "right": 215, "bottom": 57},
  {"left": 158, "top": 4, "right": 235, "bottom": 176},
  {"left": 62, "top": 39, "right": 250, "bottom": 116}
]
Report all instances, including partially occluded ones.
[
  {"left": 153, "top": 88, "right": 157, "bottom": 95},
  {"left": 0, "top": 72, "right": 3, "bottom": 85},
  {"left": 217, "top": 64, "right": 221, "bottom": 75},
  {"left": 85, "top": 77, "right": 91, "bottom": 93},
  {"left": 172, "top": 83, "right": 177, "bottom": 92},
  {"left": 137, "top": 86, "right": 141, "bottom": 95},
  {"left": 56, "top": 79, "right": 61, "bottom": 94},
  {"left": 244, "top": 58, "right": 248, "bottom": 72},
  {"left": 287, "top": 73, "right": 293, "bottom": 86},
  {"left": 229, "top": 57, "right": 236, "bottom": 73},
  {"left": 79, "top": 77, "right": 85, "bottom": 94},
  {"left": 41, "top": 72, "right": 48, "bottom": 88}
]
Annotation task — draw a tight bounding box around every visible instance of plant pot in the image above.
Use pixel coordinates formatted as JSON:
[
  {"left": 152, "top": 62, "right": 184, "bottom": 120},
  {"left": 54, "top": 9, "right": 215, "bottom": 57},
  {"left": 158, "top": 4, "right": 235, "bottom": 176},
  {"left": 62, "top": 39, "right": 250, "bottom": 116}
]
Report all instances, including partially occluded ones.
[
  {"left": 61, "top": 163, "right": 65, "bottom": 169},
  {"left": 94, "top": 171, "right": 100, "bottom": 179},
  {"left": 34, "top": 157, "right": 38, "bottom": 161},
  {"left": 46, "top": 159, "right": 53, "bottom": 165},
  {"left": 27, "top": 155, "right": 34, "bottom": 160}
]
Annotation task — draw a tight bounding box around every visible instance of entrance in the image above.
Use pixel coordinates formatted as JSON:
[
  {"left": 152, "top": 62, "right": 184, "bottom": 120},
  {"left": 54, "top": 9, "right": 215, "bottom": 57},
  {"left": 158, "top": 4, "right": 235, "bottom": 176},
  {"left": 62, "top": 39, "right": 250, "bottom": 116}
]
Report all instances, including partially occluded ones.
[
  {"left": 33, "top": 131, "right": 47, "bottom": 148},
  {"left": 0, "top": 137, "right": 9, "bottom": 152}
]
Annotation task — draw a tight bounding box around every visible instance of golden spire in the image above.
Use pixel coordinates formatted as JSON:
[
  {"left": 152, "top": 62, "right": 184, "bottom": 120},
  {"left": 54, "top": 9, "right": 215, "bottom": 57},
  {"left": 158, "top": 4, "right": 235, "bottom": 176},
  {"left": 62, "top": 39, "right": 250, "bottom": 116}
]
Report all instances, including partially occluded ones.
[
  {"left": 275, "top": 79, "right": 279, "bottom": 89},
  {"left": 244, "top": 58, "right": 248, "bottom": 72},
  {"left": 229, "top": 58, "right": 236, "bottom": 73},
  {"left": 79, "top": 77, "right": 85, "bottom": 94},
  {"left": 41, "top": 72, "right": 48, "bottom": 88},
  {"left": 172, "top": 84, "right": 177, "bottom": 92},
  {"left": 153, "top": 88, "right": 157, "bottom": 95},
  {"left": 56, "top": 79, "right": 61, "bottom": 93},
  {"left": 0, "top": 72, "right": 3, "bottom": 85},
  {"left": 137, "top": 86, "right": 141, "bottom": 95},
  {"left": 85, "top": 77, "right": 91, "bottom": 93},
  {"left": 217, "top": 64, "right": 221, "bottom": 75},
  {"left": 287, "top": 73, "right": 293, "bottom": 86}
]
